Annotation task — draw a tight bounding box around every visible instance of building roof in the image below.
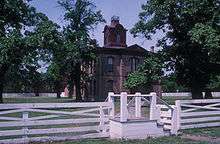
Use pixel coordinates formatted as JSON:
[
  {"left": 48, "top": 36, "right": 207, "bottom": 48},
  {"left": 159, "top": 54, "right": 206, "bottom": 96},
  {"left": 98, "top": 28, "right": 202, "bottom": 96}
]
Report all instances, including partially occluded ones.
[{"left": 96, "top": 44, "right": 151, "bottom": 56}]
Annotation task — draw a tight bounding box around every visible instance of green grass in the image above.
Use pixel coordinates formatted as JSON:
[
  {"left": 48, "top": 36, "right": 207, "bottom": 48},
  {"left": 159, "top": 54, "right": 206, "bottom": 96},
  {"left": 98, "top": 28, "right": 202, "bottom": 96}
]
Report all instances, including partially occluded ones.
[
  {"left": 182, "top": 127, "right": 220, "bottom": 137},
  {"left": 32, "top": 136, "right": 216, "bottom": 144}
]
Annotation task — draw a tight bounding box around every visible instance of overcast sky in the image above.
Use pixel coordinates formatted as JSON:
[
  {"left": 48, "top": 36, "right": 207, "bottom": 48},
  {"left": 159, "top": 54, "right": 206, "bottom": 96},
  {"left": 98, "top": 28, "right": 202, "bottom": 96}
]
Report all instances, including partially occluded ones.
[{"left": 30, "top": 0, "right": 160, "bottom": 51}]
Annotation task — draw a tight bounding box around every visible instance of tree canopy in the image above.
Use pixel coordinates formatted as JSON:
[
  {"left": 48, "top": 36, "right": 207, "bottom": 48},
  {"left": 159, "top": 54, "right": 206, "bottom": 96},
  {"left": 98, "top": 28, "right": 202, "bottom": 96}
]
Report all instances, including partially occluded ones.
[{"left": 131, "top": 0, "right": 220, "bottom": 99}]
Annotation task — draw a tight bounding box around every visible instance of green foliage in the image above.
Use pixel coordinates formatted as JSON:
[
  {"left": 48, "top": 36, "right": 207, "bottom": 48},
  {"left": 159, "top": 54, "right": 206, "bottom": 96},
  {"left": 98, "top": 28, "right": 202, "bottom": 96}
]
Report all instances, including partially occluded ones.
[
  {"left": 124, "top": 54, "right": 164, "bottom": 91},
  {"left": 131, "top": 0, "right": 220, "bottom": 98},
  {"left": 207, "top": 75, "right": 220, "bottom": 90},
  {"left": 161, "top": 74, "right": 188, "bottom": 92},
  {"left": 0, "top": 0, "right": 64, "bottom": 102},
  {"left": 52, "top": 0, "right": 105, "bottom": 100}
]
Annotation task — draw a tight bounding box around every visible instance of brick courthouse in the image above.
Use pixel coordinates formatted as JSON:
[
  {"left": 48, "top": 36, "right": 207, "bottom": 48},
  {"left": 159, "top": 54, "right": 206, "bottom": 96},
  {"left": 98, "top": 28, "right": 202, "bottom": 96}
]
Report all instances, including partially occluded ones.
[{"left": 65, "top": 16, "right": 156, "bottom": 101}]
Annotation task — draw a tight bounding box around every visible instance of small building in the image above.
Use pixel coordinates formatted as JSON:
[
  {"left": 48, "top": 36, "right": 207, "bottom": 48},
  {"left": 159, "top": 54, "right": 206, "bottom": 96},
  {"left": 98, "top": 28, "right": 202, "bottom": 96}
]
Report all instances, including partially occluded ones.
[
  {"left": 92, "top": 16, "right": 151, "bottom": 101},
  {"left": 66, "top": 16, "right": 153, "bottom": 101}
]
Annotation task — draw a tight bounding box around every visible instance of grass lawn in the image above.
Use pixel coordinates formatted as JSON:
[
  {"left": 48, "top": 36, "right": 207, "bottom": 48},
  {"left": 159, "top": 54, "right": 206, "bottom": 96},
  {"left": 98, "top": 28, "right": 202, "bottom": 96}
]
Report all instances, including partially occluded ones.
[
  {"left": 182, "top": 127, "right": 220, "bottom": 137},
  {"left": 33, "top": 136, "right": 216, "bottom": 144}
]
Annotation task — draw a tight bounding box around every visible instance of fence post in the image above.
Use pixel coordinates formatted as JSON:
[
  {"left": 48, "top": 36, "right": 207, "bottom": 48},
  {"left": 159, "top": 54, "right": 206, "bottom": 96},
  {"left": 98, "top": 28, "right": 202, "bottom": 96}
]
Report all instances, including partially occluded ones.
[
  {"left": 156, "top": 105, "right": 161, "bottom": 124},
  {"left": 150, "top": 92, "right": 157, "bottom": 120},
  {"left": 22, "top": 111, "right": 29, "bottom": 139},
  {"left": 171, "top": 106, "right": 178, "bottom": 135},
  {"left": 175, "top": 100, "right": 181, "bottom": 130},
  {"left": 120, "top": 92, "right": 128, "bottom": 122},
  {"left": 99, "top": 106, "right": 106, "bottom": 134},
  {"left": 108, "top": 92, "right": 115, "bottom": 119},
  {"left": 135, "top": 92, "right": 141, "bottom": 118}
]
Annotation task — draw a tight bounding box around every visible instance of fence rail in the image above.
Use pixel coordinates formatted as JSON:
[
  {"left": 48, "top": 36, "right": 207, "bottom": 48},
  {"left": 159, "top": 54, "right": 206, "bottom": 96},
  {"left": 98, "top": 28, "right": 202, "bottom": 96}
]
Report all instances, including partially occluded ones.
[
  {"left": 0, "top": 102, "right": 111, "bottom": 143},
  {"left": 176, "top": 99, "right": 220, "bottom": 130}
]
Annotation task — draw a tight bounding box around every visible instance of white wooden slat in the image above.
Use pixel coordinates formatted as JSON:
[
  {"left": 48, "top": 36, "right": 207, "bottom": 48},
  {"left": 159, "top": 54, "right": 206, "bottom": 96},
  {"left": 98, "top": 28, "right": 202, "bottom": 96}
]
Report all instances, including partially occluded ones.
[
  {"left": 0, "top": 132, "right": 109, "bottom": 144},
  {"left": 23, "top": 109, "right": 100, "bottom": 117},
  {"left": 0, "top": 118, "right": 109, "bottom": 128},
  {"left": 162, "top": 92, "right": 192, "bottom": 97},
  {"left": 181, "top": 104, "right": 220, "bottom": 111},
  {"left": 161, "top": 118, "right": 172, "bottom": 124},
  {"left": 163, "top": 125, "right": 171, "bottom": 130},
  {"left": 28, "top": 125, "right": 109, "bottom": 135},
  {"left": 0, "top": 125, "right": 109, "bottom": 137},
  {"left": 181, "top": 122, "right": 220, "bottom": 129},
  {"left": 0, "top": 129, "right": 24, "bottom": 137},
  {"left": 157, "top": 104, "right": 175, "bottom": 109},
  {"left": 181, "top": 117, "right": 220, "bottom": 124},
  {"left": 182, "top": 103, "right": 220, "bottom": 113},
  {"left": 0, "top": 102, "right": 111, "bottom": 110},
  {"left": 181, "top": 111, "right": 220, "bottom": 117},
  {"left": 28, "top": 115, "right": 60, "bottom": 121},
  {"left": 111, "top": 94, "right": 152, "bottom": 97},
  {"left": 160, "top": 111, "right": 171, "bottom": 118},
  {"left": 0, "top": 116, "right": 22, "bottom": 121},
  {"left": 0, "top": 109, "right": 27, "bottom": 115},
  {"left": 180, "top": 99, "right": 220, "bottom": 104}
]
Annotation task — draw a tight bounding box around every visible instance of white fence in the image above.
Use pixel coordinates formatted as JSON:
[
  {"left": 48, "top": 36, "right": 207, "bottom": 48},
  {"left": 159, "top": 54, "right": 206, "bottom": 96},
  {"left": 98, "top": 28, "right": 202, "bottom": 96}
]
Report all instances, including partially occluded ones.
[
  {"left": 176, "top": 99, "right": 220, "bottom": 130},
  {"left": 162, "top": 92, "right": 220, "bottom": 98},
  {"left": 0, "top": 102, "right": 111, "bottom": 143},
  {"left": 3, "top": 93, "right": 57, "bottom": 98}
]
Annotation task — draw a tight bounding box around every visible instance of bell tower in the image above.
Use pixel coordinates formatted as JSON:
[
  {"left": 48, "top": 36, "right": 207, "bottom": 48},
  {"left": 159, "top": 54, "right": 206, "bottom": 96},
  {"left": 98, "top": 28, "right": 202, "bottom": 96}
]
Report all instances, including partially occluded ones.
[{"left": 103, "top": 16, "right": 127, "bottom": 48}]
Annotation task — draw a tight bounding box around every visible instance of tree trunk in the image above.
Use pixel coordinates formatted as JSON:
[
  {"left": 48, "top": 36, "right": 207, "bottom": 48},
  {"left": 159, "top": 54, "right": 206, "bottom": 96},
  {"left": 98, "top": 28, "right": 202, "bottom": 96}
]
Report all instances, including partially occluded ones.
[
  {"left": 0, "top": 82, "right": 3, "bottom": 103},
  {"left": 68, "top": 72, "right": 75, "bottom": 99},
  {"left": 54, "top": 81, "right": 61, "bottom": 98},
  {"left": 204, "top": 89, "right": 212, "bottom": 99},
  {"left": 191, "top": 88, "right": 203, "bottom": 99},
  {"left": 74, "top": 63, "right": 82, "bottom": 102},
  {"left": 0, "top": 64, "right": 9, "bottom": 103}
]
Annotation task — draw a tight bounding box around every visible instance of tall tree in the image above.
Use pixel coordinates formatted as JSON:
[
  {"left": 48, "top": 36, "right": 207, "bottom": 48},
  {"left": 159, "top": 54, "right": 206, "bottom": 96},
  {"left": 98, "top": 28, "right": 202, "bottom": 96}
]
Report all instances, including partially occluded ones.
[
  {"left": 131, "top": 0, "right": 220, "bottom": 99},
  {"left": 0, "top": 0, "right": 61, "bottom": 103},
  {"left": 58, "top": 0, "right": 105, "bottom": 101}
]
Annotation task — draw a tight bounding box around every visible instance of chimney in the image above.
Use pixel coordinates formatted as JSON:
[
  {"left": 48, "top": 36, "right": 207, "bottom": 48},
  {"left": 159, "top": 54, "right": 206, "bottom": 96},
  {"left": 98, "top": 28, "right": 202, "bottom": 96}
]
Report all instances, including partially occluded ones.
[
  {"left": 150, "top": 46, "right": 155, "bottom": 53},
  {"left": 111, "top": 16, "right": 120, "bottom": 26}
]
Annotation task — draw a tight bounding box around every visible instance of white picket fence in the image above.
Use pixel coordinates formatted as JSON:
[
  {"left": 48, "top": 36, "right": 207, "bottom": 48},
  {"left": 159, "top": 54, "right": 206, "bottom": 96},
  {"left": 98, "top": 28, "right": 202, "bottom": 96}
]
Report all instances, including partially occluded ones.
[
  {"left": 0, "top": 102, "right": 111, "bottom": 143},
  {"left": 176, "top": 99, "right": 220, "bottom": 130}
]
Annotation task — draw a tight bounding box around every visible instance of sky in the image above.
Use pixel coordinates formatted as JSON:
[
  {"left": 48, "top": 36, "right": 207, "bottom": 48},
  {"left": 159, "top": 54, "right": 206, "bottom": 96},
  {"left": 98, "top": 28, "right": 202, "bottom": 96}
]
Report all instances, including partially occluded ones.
[{"left": 30, "top": 0, "right": 160, "bottom": 51}]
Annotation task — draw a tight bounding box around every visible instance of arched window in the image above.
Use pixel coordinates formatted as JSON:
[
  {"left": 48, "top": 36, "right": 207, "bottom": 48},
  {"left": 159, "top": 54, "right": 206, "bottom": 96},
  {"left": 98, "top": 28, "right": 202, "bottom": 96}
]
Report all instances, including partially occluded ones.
[
  {"left": 106, "top": 57, "right": 113, "bottom": 72},
  {"left": 130, "top": 58, "right": 139, "bottom": 72}
]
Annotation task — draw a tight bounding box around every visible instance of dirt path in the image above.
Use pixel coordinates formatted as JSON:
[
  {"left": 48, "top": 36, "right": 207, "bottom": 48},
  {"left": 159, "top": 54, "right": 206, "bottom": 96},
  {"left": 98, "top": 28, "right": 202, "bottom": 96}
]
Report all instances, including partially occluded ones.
[{"left": 181, "top": 134, "right": 220, "bottom": 143}]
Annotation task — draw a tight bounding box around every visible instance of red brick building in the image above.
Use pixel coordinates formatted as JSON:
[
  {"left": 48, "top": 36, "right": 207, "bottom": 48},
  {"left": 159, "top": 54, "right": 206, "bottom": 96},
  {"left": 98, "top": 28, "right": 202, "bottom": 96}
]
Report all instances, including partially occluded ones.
[{"left": 91, "top": 16, "right": 150, "bottom": 100}]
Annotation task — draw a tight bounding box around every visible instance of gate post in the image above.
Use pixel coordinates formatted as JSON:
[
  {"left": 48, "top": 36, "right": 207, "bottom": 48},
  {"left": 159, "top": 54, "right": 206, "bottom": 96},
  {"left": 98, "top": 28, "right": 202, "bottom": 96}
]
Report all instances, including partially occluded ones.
[
  {"left": 175, "top": 100, "right": 181, "bottom": 130},
  {"left": 120, "top": 92, "right": 128, "bottom": 122},
  {"left": 150, "top": 92, "right": 158, "bottom": 120},
  {"left": 171, "top": 106, "right": 178, "bottom": 135},
  {"left": 135, "top": 92, "right": 141, "bottom": 118},
  {"left": 108, "top": 92, "right": 115, "bottom": 119},
  {"left": 22, "top": 111, "right": 29, "bottom": 139}
]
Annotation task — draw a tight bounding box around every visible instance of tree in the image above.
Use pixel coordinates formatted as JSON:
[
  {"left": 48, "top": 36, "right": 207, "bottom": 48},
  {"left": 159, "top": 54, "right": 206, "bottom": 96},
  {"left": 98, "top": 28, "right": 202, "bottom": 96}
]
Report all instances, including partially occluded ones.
[
  {"left": 58, "top": 0, "right": 105, "bottom": 101},
  {"left": 124, "top": 54, "right": 164, "bottom": 93},
  {"left": 0, "top": 0, "right": 61, "bottom": 103},
  {"left": 131, "top": 0, "right": 220, "bottom": 99}
]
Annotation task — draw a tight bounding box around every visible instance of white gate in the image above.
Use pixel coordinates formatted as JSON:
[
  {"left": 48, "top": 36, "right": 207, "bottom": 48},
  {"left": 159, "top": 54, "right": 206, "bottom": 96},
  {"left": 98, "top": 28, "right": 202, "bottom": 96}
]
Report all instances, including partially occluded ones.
[
  {"left": 0, "top": 102, "right": 111, "bottom": 143},
  {"left": 176, "top": 99, "right": 220, "bottom": 129}
]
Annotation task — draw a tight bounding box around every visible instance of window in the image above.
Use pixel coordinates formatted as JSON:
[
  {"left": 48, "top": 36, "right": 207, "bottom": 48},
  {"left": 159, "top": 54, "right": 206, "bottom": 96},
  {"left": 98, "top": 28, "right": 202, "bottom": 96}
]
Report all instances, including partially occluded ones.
[
  {"left": 116, "top": 34, "right": 120, "bottom": 44},
  {"left": 130, "top": 58, "right": 139, "bottom": 72},
  {"left": 106, "top": 57, "right": 113, "bottom": 72}
]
